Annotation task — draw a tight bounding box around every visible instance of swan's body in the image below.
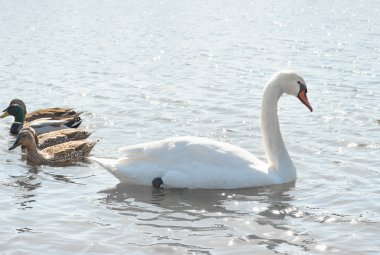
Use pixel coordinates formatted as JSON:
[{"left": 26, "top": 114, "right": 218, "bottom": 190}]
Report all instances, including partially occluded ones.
[
  {"left": 92, "top": 136, "right": 282, "bottom": 189},
  {"left": 91, "top": 70, "right": 313, "bottom": 189}
]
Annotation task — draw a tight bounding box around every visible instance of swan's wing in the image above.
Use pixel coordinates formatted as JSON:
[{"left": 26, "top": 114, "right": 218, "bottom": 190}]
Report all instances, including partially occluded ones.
[
  {"left": 116, "top": 136, "right": 269, "bottom": 188},
  {"left": 118, "top": 136, "right": 264, "bottom": 168}
]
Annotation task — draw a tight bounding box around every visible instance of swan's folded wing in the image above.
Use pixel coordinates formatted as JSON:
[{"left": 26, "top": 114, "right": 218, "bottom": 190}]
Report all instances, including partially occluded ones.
[
  {"left": 118, "top": 136, "right": 266, "bottom": 170},
  {"left": 118, "top": 139, "right": 163, "bottom": 159}
]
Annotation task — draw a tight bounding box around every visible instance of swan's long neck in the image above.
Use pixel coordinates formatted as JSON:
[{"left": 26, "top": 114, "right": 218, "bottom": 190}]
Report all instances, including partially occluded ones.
[{"left": 261, "top": 80, "right": 296, "bottom": 180}]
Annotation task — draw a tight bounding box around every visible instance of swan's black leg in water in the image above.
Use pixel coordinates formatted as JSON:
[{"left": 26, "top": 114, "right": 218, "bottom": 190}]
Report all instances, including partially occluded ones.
[{"left": 152, "top": 177, "right": 163, "bottom": 189}]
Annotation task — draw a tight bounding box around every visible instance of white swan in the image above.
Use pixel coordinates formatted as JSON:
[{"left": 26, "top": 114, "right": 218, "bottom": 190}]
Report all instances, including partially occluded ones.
[{"left": 90, "top": 70, "right": 313, "bottom": 189}]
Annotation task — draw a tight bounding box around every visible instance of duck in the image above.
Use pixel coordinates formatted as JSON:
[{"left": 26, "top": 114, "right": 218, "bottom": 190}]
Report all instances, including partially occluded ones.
[
  {"left": 9, "top": 128, "right": 96, "bottom": 165},
  {"left": 21, "top": 126, "right": 93, "bottom": 150},
  {"left": 0, "top": 103, "right": 82, "bottom": 135},
  {"left": 90, "top": 70, "right": 313, "bottom": 189},
  {"left": 5, "top": 99, "right": 79, "bottom": 122}
]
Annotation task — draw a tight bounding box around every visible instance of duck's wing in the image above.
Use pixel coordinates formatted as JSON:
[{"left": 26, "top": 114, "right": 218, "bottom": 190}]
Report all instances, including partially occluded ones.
[
  {"left": 38, "top": 129, "right": 92, "bottom": 141},
  {"left": 28, "top": 117, "right": 82, "bottom": 127},
  {"left": 25, "top": 108, "right": 79, "bottom": 122},
  {"left": 37, "top": 129, "right": 93, "bottom": 149},
  {"left": 27, "top": 117, "right": 82, "bottom": 135},
  {"left": 28, "top": 118, "right": 69, "bottom": 128},
  {"left": 43, "top": 140, "right": 96, "bottom": 161}
]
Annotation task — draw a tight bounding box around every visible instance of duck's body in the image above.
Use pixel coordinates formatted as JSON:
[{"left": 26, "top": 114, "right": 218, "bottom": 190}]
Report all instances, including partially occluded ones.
[
  {"left": 25, "top": 108, "right": 78, "bottom": 122},
  {"left": 21, "top": 126, "right": 93, "bottom": 150},
  {"left": 36, "top": 128, "right": 93, "bottom": 149},
  {"left": 1, "top": 102, "right": 82, "bottom": 135},
  {"left": 24, "top": 117, "right": 83, "bottom": 135},
  {"left": 7, "top": 99, "right": 79, "bottom": 122},
  {"left": 27, "top": 141, "right": 96, "bottom": 165},
  {"left": 91, "top": 70, "right": 313, "bottom": 189},
  {"left": 9, "top": 129, "right": 96, "bottom": 165}
]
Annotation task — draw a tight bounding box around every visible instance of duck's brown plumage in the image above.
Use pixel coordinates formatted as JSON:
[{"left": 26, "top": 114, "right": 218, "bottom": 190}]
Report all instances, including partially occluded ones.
[
  {"left": 9, "top": 129, "right": 96, "bottom": 165},
  {"left": 36, "top": 128, "right": 93, "bottom": 149},
  {"left": 25, "top": 108, "right": 79, "bottom": 122},
  {"left": 21, "top": 127, "right": 93, "bottom": 149},
  {"left": 7, "top": 98, "right": 79, "bottom": 122},
  {"left": 39, "top": 140, "right": 96, "bottom": 164}
]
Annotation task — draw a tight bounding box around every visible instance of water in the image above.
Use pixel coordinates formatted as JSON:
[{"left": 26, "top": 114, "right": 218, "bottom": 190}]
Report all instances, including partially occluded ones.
[{"left": 0, "top": 0, "right": 379, "bottom": 254}]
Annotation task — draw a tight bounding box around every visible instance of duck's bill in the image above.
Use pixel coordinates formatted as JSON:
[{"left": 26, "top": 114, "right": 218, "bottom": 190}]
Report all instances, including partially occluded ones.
[
  {"left": 9, "top": 138, "right": 21, "bottom": 151},
  {"left": 0, "top": 111, "right": 9, "bottom": 118},
  {"left": 298, "top": 91, "right": 313, "bottom": 112}
]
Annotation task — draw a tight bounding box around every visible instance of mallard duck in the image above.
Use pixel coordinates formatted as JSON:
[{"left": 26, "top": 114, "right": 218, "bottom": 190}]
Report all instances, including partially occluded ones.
[
  {"left": 21, "top": 126, "right": 93, "bottom": 150},
  {"left": 9, "top": 128, "right": 96, "bottom": 165},
  {"left": 90, "top": 70, "right": 313, "bottom": 189},
  {"left": 6, "top": 99, "right": 79, "bottom": 122},
  {"left": 1, "top": 103, "right": 82, "bottom": 135}
]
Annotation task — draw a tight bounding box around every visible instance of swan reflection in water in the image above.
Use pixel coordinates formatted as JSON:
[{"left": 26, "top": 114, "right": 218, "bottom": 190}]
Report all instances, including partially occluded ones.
[
  {"left": 98, "top": 181, "right": 319, "bottom": 253},
  {"left": 99, "top": 182, "right": 295, "bottom": 213}
]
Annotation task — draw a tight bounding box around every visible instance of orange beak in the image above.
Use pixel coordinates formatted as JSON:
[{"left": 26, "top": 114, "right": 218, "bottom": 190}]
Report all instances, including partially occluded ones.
[{"left": 298, "top": 90, "right": 313, "bottom": 112}]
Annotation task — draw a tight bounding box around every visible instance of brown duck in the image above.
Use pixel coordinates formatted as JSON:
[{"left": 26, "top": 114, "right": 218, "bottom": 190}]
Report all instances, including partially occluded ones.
[
  {"left": 9, "top": 128, "right": 96, "bottom": 165},
  {"left": 22, "top": 127, "right": 93, "bottom": 150}
]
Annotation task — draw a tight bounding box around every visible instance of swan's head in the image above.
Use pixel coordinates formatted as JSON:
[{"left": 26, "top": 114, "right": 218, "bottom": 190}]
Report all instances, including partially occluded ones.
[{"left": 274, "top": 70, "right": 313, "bottom": 112}]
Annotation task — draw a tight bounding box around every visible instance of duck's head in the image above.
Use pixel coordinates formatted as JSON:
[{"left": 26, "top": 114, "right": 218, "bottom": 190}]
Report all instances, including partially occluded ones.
[
  {"left": 9, "top": 99, "right": 27, "bottom": 113},
  {"left": 9, "top": 128, "right": 36, "bottom": 151},
  {"left": 273, "top": 70, "right": 313, "bottom": 112},
  {"left": 1, "top": 103, "right": 26, "bottom": 122},
  {"left": 20, "top": 126, "right": 39, "bottom": 143}
]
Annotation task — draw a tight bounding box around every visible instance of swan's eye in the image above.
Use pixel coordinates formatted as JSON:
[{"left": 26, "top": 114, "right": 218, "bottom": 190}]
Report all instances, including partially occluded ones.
[{"left": 297, "top": 81, "right": 307, "bottom": 93}]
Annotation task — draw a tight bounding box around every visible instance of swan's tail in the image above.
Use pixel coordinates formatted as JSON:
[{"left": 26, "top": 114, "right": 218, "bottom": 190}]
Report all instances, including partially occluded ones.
[{"left": 88, "top": 156, "right": 117, "bottom": 172}]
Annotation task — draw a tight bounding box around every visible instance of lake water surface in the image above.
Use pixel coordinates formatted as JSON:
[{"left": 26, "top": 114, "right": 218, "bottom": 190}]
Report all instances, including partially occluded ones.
[{"left": 0, "top": 0, "right": 379, "bottom": 254}]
